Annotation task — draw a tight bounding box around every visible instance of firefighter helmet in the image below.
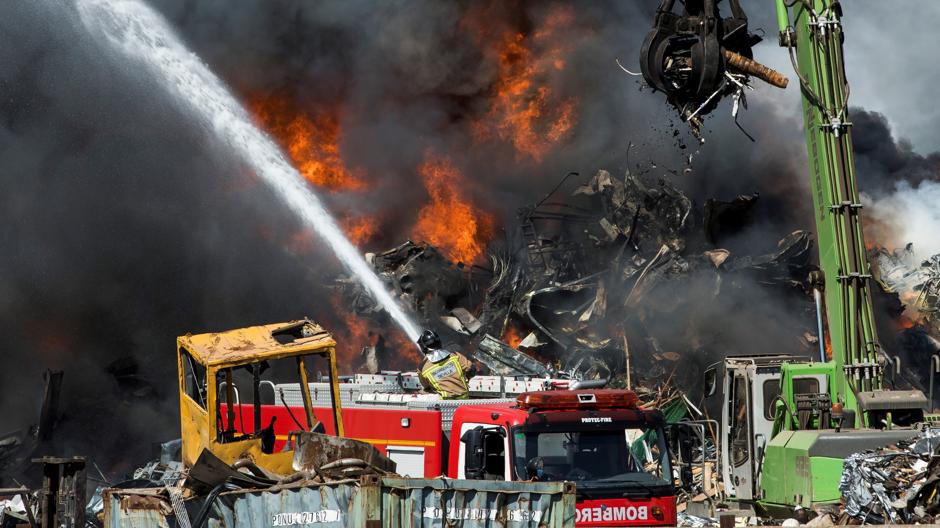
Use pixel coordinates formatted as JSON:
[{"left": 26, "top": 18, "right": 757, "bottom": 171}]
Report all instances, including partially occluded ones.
[{"left": 417, "top": 329, "right": 442, "bottom": 354}]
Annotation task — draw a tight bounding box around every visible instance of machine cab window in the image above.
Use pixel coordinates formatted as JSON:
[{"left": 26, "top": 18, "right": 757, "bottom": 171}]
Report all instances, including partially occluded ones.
[{"left": 181, "top": 350, "right": 207, "bottom": 410}]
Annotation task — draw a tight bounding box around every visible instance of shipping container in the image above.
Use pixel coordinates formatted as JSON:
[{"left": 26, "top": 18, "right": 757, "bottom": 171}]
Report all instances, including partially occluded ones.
[{"left": 104, "top": 476, "right": 575, "bottom": 528}]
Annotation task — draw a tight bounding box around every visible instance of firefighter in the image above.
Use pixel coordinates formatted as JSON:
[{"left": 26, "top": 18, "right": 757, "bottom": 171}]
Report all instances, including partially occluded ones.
[{"left": 417, "top": 330, "right": 475, "bottom": 399}]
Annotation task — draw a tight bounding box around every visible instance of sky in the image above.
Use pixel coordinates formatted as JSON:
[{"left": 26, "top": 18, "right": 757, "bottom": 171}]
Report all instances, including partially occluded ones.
[{"left": 746, "top": 0, "right": 940, "bottom": 153}]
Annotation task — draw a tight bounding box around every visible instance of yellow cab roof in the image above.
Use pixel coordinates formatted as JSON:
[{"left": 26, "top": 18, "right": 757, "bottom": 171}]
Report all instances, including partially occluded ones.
[{"left": 178, "top": 319, "right": 336, "bottom": 367}]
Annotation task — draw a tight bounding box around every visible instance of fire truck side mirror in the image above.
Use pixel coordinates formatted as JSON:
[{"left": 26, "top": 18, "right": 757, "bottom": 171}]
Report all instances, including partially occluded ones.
[{"left": 460, "top": 428, "right": 486, "bottom": 480}]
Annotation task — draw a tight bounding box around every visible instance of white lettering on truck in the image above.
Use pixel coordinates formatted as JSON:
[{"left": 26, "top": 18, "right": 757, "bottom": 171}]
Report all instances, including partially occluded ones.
[
  {"left": 580, "top": 417, "right": 613, "bottom": 423},
  {"left": 576, "top": 505, "right": 648, "bottom": 523}
]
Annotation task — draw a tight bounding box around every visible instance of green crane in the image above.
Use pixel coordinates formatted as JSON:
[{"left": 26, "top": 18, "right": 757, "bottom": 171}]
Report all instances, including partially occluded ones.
[
  {"left": 780, "top": 0, "right": 880, "bottom": 416},
  {"left": 641, "top": 0, "right": 928, "bottom": 515}
]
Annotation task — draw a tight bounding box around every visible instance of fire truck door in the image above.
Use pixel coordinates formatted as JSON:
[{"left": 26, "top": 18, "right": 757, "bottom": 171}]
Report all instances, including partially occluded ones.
[{"left": 456, "top": 422, "right": 510, "bottom": 480}]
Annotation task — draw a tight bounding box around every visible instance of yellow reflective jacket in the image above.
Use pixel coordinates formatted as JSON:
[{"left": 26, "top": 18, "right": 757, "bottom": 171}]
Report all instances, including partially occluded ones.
[{"left": 419, "top": 351, "right": 472, "bottom": 399}]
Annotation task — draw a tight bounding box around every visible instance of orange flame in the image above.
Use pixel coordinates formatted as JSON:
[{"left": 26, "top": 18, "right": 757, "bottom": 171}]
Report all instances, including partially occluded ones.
[
  {"left": 328, "top": 292, "right": 371, "bottom": 366},
  {"left": 862, "top": 217, "right": 894, "bottom": 253},
  {"left": 251, "top": 97, "right": 365, "bottom": 192},
  {"left": 340, "top": 215, "right": 379, "bottom": 247},
  {"left": 471, "top": 7, "right": 578, "bottom": 162},
  {"left": 283, "top": 214, "right": 377, "bottom": 255},
  {"left": 502, "top": 326, "right": 524, "bottom": 348},
  {"left": 895, "top": 314, "right": 920, "bottom": 331},
  {"left": 251, "top": 96, "right": 379, "bottom": 248},
  {"left": 328, "top": 292, "right": 421, "bottom": 368},
  {"left": 411, "top": 152, "right": 494, "bottom": 264},
  {"left": 383, "top": 329, "right": 422, "bottom": 366}
]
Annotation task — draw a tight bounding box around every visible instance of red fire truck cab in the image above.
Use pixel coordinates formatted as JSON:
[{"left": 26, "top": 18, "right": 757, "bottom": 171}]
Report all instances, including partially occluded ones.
[{"left": 447, "top": 390, "right": 677, "bottom": 526}]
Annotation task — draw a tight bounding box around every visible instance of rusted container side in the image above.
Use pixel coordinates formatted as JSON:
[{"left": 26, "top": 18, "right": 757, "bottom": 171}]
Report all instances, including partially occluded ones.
[
  {"left": 212, "top": 480, "right": 360, "bottom": 527},
  {"left": 374, "top": 477, "right": 575, "bottom": 527},
  {"left": 103, "top": 488, "right": 173, "bottom": 528},
  {"left": 212, "top": 476, "right": 575, "bottom": 528}
]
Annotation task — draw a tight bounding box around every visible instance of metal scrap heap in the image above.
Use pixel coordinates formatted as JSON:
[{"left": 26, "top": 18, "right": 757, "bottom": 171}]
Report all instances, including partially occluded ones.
[
  {"left": 341, "top": 168, "right": 819, "bottom": 392},
  {"left": 840, "top": 427, "right": 940, "bottom": 524},
  {"left": 872, "top": 245, "right": 940, "bottom": 323},
  {"left": 870, "top": 245, "right": 940, "bottom": 406}
]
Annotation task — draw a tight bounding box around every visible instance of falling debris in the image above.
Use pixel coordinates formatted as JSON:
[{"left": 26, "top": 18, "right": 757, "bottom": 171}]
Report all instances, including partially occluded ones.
[
  {"left": 703, "top": 193, "right": 759, "bottom": 244},
  {"left": 638, "top": 0, "right": 787, "bottom": 138}
]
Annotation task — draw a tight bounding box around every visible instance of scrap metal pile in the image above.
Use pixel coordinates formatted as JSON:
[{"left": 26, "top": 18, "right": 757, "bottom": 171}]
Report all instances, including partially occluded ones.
[
  {"left": 871, "top": 245, "right": 940, "bottom": 406},
  {"left": 840, "top": 427, "right": 940, "bottom": 524},
  {"left": 872, "top": 245, "right": 940, "bottom": 327},
  {"left": 340, "top": 168, "right": 819, "bottom": 394}
]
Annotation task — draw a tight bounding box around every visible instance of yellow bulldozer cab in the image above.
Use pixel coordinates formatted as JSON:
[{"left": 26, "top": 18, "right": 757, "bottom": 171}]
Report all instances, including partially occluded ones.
[{"left": 176, "top": 318, "right": 344, "bottom": 475}]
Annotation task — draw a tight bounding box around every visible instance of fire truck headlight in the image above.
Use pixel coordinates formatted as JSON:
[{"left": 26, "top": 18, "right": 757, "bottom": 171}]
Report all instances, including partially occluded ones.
[
  {"left": 400, "top": 417, "right": 410, "bottom": 428},
  {"left": 651, "top": 506, "right": 664, "bottom": 520}
]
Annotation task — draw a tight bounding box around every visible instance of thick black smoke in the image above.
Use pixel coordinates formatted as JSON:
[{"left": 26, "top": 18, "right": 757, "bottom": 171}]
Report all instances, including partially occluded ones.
[
  {"left": 146, "top": 0, "right": 816, "bottom": 257},
  {"left": 850, "top": 109, "right": 940, "bottom": 392},
  {"left": 852, "top": 108, "right": 940, "bottom": 260},
  {"left": 0, "top": 1, "right": 354, "bottom": 481},
  {"left": 853, "top": 109, "right": 940, "bottom": 196},
  {"left": 0, "top": 0, "right": 928, "bottom": 480}
]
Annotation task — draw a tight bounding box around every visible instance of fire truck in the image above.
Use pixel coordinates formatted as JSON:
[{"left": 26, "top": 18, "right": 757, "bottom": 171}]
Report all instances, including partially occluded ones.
[
  {"left": 178, "top": 319, "right": 678, "bottom": 526},
  {"left": 235, "top": 373, "right": 677, "bottom": 526}
]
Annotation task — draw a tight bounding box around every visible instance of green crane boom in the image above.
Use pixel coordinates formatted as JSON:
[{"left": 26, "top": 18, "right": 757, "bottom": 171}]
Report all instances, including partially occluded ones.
[{"left": 775, "top": 0, "right": 881, "bottom": 416}]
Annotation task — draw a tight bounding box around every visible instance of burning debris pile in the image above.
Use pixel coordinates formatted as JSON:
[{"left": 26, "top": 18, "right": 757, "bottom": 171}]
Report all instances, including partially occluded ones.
[
  {"left": 840, "top": 427, "right": 940, "bottom": 524},
  {"left": 340, "top": 167, "right": 819, "bottom": 389},
  {"left": 872, "top": 245, "right": 940, "bottom": 326},
  {"left": 870, "top": 245, "right": 940, "bottom": 408}
]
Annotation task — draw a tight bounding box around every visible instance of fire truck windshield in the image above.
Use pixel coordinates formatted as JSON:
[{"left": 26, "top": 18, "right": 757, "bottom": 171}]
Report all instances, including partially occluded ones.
[{"left": 511, "top": 428, "right": 669, "bottom": 484}]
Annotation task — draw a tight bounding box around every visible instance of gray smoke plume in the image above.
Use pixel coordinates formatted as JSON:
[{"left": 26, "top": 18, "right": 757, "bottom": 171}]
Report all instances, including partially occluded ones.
[{"left": 854, "top": 109, "right": 940, "bottom": 260}]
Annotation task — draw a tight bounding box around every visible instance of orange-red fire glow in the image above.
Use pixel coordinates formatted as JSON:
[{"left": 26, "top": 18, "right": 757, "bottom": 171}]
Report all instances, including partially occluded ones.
[
  {"left": 329, "top": 292, "right": 371, "bottom": 365},
  {"left": 283, "top": 214, "right": 377, "bottom": 254},
  {"left": 285, "top": 228, "right": 316, "bottom": 255},
  {"left": 502, "top": 326, "right": 524, "bottom": 349},
  {"left": 328, "top": 292, "right": 421, "bottom": 367},
  {"left": 340, "top": 215, "right": 379, "bottom": 247},
  {"left": 895, "top": 315, "right": 917, "bottom": 331},
  {"left": 384, "top": 329, "right": 422, "bottom": 365},
  {"left": 470, "top": 7, "right": 578, "bottom": 162},
  {"left": 251, "top": 97, "right": 379, "bottom": 248},
  {"left": 251, "top": 97, "right": 365, "bottom": 192},
  {"left": 412, "top": 152, "right": 494, "bottom": 264}
]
